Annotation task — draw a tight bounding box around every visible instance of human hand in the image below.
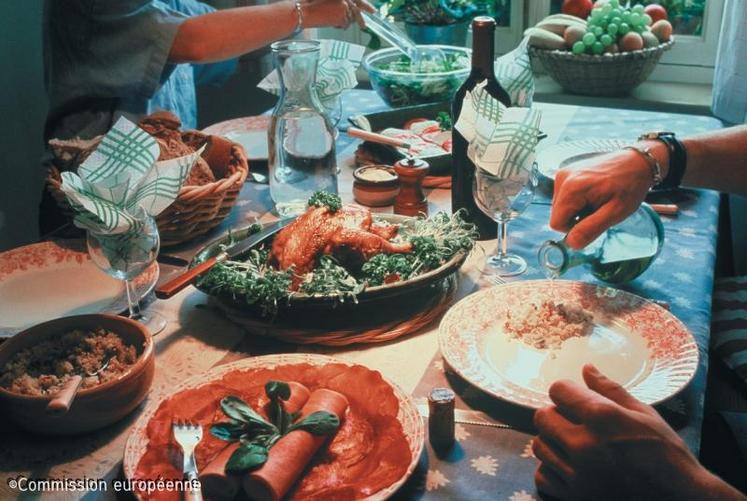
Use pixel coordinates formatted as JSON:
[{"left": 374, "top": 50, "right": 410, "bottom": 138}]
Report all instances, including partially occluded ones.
[
  {"left": 302, "top": 0, "right": 375, "bottom": 29},
  {"left": 549, "top": 145, "right": 659, "bottom": 249},
  {"left": 532, "top": 364, "right": 738, "bottom": 501}
]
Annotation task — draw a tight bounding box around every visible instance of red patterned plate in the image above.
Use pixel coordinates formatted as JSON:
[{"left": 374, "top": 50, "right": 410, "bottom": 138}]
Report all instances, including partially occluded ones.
[
  {"left": 123, "top": 353, "right": 424, "bottom": 500},
  {"left": 0, "top": 240, "right": 158, "bottom": 337},
  {"left": 439, "top": 280, "right": 698, "bottom": 408},
  {"left": 202, "top": 115, "right": 271, "bottom": 161}
]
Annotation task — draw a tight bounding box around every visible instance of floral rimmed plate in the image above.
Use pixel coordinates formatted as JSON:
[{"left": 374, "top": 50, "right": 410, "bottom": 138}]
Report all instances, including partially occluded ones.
[
  {"left": 0, "top": 240, "right": 158, "bottom": 338},
  {"left": 536, "top": 139, "right": 628, "bottom": 183},
  {"left": 439, "top": 280, "right": 698, "bottom": 409},
  {"left": 203, "top": 115, "right": 271, "bottom": 162},
  {"left": 123, "top": 353, "right": 424, "bottom": 500}
]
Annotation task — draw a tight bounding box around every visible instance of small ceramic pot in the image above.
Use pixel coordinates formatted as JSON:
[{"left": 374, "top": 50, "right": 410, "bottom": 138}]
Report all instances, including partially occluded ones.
[
  {"left": 0, "top": 314, "right": 155, "bottom": 435},
  {"left": 353, "top": 165, "right": 400, "bottom": 207}
]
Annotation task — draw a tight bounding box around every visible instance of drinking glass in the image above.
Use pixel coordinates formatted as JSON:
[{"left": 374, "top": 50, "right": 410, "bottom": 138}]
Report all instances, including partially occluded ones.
[
  {"left": 86, "top": 205, "right": 166, "bottom": 333},
  {"left": 473, "top": 163, "right": 538, "bottom": 276}
]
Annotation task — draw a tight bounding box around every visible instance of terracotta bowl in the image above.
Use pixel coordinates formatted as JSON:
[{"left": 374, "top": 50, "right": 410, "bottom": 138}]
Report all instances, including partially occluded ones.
[
  {"left": 353, "top": 165, "right": 400, "bottom": 207},
  {"left": 0, "top": 314, "right": 155, "bottom": 435}
]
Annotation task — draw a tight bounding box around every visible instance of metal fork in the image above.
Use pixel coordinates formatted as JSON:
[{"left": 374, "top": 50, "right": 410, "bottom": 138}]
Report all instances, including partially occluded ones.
[
  {"left": 486, "top": 274, "right": 507, "bottom": 286},
  {"left": 172, "top": 420, "right": 204, "bottom": 501}
]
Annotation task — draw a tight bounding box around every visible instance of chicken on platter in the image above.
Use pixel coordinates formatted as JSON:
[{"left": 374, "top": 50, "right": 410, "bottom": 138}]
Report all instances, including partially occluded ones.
[{"left": 196, "top": 192, "right": 477, "bottom": 315}]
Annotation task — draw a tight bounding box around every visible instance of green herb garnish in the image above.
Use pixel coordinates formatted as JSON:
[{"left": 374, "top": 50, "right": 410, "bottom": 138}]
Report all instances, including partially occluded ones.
[
  {"left": 436, "top": 111, "right": 452, "bottom": 131},
  {"left": 210, "top": 380, "right": 341, "bottom": 474},
  {"left": 308, "top": 191, "right": 342, "bottom": 212}
]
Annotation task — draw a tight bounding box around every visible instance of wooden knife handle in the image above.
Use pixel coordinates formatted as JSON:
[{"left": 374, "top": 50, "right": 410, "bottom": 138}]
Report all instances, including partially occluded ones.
[
  {"left": 46, "top": 375, "right": 83, "bottom": 416},
  {"left": 649, "top": 203, "right": 679, "bottom": 216},
  {"left": 347, "top": 127, "right": 410, "bottom": 148},
  {"left": 155, "top": 256, "right": 219, "bottom": 300}
]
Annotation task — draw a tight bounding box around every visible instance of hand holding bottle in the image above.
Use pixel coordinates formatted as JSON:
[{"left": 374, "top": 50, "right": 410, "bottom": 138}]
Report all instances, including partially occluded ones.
[{"left": 550, "top": 141, "right": 668, "bottom": 249}]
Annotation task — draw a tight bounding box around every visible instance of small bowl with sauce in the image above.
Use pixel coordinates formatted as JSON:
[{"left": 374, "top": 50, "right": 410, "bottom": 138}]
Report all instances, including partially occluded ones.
[{"left": 353, "top": 165, "right": 400, "bottom": 207}]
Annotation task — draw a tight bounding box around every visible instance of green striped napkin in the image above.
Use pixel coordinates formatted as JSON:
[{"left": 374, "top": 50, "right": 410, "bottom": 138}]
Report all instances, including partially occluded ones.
[
  {"left": 258, "top": 39, "right": 365, "bottom": 110},
  {"left": 454, "top": 82, "right": 541, "bottom": 178},
  {"left": 495, "top": 38, "right": 534, "bottom": 107},
  {"left": 60, "top": 117, "right": 201, "bottom": 235}
]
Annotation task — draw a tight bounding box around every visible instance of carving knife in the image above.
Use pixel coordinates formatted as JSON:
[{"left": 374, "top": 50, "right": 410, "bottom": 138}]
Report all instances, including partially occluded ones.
[{"left": 155, "top": 218, "right": 293, "bottom": 299}]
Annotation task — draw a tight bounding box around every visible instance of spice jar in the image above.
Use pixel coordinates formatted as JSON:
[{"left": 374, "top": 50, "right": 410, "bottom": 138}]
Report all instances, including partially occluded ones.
[{"left": 394, "top": 158, "right": 429, "bottom": 217}]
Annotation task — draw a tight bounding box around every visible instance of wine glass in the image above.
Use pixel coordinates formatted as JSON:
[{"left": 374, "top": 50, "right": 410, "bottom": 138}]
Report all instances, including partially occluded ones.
[
  {"left": 473, "top": 163, "right": 538, "bottom": 277},
  {"left": 86, "top": 205, "right": 166, "bottom": 334}
]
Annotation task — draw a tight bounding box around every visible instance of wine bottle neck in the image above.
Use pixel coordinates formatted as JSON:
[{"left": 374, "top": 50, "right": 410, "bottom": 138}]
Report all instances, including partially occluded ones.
[
  {"left": 538, "top": 240, "right": 594, "bottom": 278},
  {"left": 471, "top": 18, "right": 496, "bottom": 79}
]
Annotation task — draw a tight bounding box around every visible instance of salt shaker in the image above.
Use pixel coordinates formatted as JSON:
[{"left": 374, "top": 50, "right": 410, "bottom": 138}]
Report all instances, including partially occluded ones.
[
  {"left": 428, "top": 387, "right": 455, "bottom": 451},
  {"left": 394, "top": 158, "right": 429, "bottom": 217}
]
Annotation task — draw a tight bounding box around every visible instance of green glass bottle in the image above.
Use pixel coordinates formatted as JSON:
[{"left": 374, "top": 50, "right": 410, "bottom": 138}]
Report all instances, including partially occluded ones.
[{"left": 538, "top": 204, "right": 665, "bottom": 284}]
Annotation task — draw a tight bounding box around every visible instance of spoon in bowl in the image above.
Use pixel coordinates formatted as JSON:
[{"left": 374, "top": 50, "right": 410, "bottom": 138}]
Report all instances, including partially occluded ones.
[{"left": 46, "top": 355, "right": 114, "bottom": 416}]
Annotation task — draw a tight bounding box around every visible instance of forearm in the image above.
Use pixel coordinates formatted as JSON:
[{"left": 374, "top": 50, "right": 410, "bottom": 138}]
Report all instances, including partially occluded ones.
[
  {"left": 681, "top": 125, "right": 747, "bottom": 195},
  {"left": 686, "top": 469, "right": 747, "bottom": 501},
  {"left": 641, "top": 125, "right": 747, "bottom": 196},
  {"left": 169, "top": 2, "right": 297, "bottom": 64}
]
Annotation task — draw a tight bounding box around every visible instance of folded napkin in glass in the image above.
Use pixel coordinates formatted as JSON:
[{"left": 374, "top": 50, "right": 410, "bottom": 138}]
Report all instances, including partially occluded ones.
[
  {"left": 258, "top": 39, "right": 365, "bottom": 111},
  {"left": 495, "top": 37, "right": 535, "bottom": 108},
  {"left": 59, "top": 116, "right": 202, "bottom": 235},
  {"left": 454, "top": 81, "right": 542, "bottom": 178}
]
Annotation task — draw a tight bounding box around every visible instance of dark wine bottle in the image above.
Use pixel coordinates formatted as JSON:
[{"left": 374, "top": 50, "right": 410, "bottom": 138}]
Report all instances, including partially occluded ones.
[{"left": 451, "top": 16, "right": 512, "bottom": 239}]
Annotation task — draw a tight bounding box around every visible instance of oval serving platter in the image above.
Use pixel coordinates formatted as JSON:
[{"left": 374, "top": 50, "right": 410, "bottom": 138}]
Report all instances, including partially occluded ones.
[{"left": 192, "top": 214, "right": 470, "bottom": 313}]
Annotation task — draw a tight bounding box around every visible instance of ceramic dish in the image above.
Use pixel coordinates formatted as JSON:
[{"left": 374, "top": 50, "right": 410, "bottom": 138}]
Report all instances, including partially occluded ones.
[
  {"left": 203, "top": 115, "right": 271, "bottom": 162},
  {"left": 0, "top": 314, "right": 154, "bottom": 435},
  {"left": 439, "top": 280, "right": 698, "bottom": 409},
  {"left": 123, "top": 353, "right": 424, "bottom": 500},
  {"left": 0, "top": 240, "right": 159, "bottom": 338},
  {"left": 536, "top": 139, "right": 628, "bottom": 186},
  {"left": 353, "top": 165, "right": 400, "bottom": 207}
]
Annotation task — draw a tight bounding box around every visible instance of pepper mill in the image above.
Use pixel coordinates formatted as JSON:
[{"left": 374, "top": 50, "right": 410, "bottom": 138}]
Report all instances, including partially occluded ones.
[{"left": 394, "top": 158, "right": 429, "bottom": 217}]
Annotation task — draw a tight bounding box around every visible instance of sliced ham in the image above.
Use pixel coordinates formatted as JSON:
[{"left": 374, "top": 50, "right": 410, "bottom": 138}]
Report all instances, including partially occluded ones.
[
  {"left": 243, "top": 389, "right": 350, "bottom": 501},
  {"left": 199, "top": 382, "right": 311, "bottom": 501}
]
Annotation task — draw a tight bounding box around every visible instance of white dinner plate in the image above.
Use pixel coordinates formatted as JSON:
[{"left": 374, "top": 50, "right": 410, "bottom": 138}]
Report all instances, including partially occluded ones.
[
  {"left": 537, "top": 139, "right": 629, "bottom": 183},
  {"left": 439, "top": 280, "right": 698, "bottom": 409},
  {"left": 203, "top": 115, "right": 271, "bottom": 161},
  {"left": 123, "top": 353, "right": 424, "bottom": 500},
  {"left": 0, "top": 240, "right": 159, "bottom": 338}
]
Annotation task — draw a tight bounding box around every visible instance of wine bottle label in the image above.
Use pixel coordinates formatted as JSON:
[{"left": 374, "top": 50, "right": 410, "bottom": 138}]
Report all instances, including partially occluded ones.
[
  {"left": 494, "top": 38, "right": 535, "bottom": 108},
  {"left": 454, "top": 82, "right": 542, "bottom": 179}
]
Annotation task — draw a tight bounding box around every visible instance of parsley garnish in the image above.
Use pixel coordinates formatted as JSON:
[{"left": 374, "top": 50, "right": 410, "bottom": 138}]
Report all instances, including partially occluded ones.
[{"left": 308, "top": 191, "right": 342, "bottom": 212}]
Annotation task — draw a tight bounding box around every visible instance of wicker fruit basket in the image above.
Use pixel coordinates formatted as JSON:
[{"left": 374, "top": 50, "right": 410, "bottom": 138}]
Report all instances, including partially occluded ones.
[
  {"left": 530, "top": 40, "right": 673, "bottom": 97},
  {"left": 46, "top": 131, "right": 248, "bottom": 247}
]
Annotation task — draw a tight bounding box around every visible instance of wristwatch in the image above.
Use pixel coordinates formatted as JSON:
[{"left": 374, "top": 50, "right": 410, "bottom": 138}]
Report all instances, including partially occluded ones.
[{"left": 638, "top": 131, "right": 688, "bottom": 190}]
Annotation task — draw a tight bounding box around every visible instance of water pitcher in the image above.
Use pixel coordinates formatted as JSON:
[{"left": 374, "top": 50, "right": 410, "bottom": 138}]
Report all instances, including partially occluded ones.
[{"left": 268, "top": 40, "right": 338, "bottom": 217}]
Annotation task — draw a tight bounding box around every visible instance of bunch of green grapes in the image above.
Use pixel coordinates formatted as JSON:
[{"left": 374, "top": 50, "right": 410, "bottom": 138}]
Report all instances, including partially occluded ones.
[{"left": 571, "top": 1, "right": 654, "bottom": 55}]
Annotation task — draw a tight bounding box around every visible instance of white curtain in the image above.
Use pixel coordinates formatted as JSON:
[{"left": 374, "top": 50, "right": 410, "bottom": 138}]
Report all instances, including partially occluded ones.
[{"left": 712, "top": 0, "right": 747, "bottom": 124}]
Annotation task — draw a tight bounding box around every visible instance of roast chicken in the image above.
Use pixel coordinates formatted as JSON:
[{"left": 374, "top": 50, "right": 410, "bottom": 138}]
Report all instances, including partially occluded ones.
[{"left": 270, "top": 205, "right": 412, "bottom": 286}]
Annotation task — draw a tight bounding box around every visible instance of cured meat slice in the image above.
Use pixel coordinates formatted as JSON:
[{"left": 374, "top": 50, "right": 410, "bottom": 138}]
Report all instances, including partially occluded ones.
[
  {"left": 199, "top": 382, "right": 311, "bottom": 500},
  {"left": 243, "top": 389, "right": 350, "bottom": 501}
]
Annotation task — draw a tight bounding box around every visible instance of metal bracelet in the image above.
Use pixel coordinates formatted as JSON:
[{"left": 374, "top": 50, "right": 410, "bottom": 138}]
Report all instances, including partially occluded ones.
[
  {"left": 292, "top": 0, "right": 304, "bottom": 36},
  {"left": 623, "top": 145, "right": 663, "bottom": 187}
]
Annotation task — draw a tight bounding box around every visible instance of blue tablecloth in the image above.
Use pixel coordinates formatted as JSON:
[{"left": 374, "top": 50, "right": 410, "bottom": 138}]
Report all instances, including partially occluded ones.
[{"left": 335, "top": 90, "right": 724, "bottom": 500}]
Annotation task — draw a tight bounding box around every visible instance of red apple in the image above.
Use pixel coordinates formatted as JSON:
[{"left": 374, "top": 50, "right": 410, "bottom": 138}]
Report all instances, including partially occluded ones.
[
  {"left": 562, "top": 0, "right": 594, "bottom": 19},
  {"left": 644, "top": 4, "right": 668, "bottom": 24}
]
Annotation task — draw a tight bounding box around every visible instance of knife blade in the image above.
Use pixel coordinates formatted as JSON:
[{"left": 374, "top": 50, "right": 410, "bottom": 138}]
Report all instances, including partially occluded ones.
[
  {"left": 416, "top": 401, "right": 512, "bottom": 430},
  {"left": 155, "top": 218, "right": 294, "bottom": 299}
]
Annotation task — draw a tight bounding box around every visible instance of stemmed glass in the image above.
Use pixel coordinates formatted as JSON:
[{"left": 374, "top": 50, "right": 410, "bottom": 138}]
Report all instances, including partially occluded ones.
[
  {"left": 473, "top": 163, "right": 538, "bottom": 277},
  {"left": 86, "top": 205, "right": 166, "bottom": 334}
]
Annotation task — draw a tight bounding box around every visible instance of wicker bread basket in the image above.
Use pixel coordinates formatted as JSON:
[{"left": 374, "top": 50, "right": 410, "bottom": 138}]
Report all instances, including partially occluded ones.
[
  {"left": 46, "top": 131, "right": 249, "bottom": 247},
  {"left": 530, "top": 40, "right": 673, "bottom": 97}
]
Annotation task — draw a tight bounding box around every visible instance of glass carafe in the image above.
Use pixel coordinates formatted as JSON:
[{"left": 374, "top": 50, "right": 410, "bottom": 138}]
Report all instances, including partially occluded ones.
[
  {"left": 538, "top": 203, "right": 665, "bottom": 284},
  {"left": 268, "top": 40, "right": 338, "bottom": 217}
]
